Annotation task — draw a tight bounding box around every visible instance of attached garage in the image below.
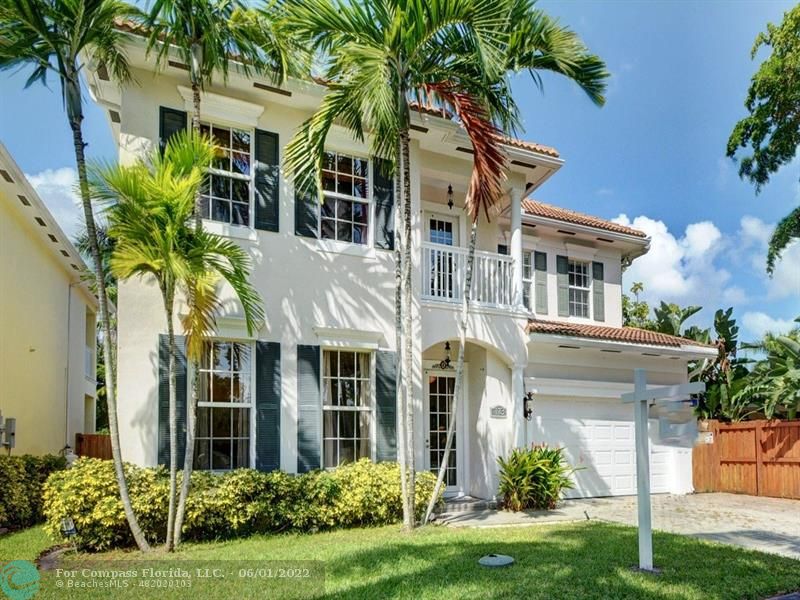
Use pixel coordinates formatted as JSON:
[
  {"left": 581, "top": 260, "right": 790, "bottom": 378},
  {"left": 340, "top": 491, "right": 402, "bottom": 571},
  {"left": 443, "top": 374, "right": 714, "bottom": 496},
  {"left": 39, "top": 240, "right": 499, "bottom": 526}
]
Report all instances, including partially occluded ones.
[{"left": 528, "top": 397, "right": 678, "bottom": 498}]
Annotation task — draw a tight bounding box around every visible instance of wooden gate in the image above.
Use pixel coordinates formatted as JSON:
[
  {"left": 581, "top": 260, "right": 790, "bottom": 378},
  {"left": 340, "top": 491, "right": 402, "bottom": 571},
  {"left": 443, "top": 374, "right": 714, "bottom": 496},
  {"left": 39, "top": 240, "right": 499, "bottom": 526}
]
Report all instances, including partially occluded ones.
[
  {"left": 75, "top": 433, "right": 112, "bottom": 460},
  {"left": 693, "top": 420, "right": 800, "bottom": 499}
]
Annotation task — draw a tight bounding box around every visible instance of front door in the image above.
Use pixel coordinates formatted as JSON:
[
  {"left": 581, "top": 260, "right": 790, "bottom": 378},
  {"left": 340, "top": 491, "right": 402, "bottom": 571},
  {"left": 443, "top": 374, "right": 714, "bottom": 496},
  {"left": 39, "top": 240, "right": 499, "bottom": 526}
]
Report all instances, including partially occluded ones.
[{"left": 425, "top": 371, "right": 465, "bottom": 494}]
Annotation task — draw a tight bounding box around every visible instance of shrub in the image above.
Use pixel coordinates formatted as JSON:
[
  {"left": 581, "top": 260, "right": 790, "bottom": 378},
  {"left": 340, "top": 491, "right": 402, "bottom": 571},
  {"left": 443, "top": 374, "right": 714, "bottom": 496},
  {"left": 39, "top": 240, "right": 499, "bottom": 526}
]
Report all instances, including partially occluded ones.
[
  {"left": 0, "top": 454, "right": 66, "bottom": 530},
  {"left": 43, "top": 458, "right": 441, "bottom": 551},
  {"left": 497, "top": 445, "right": 575, "bottom": 511}
]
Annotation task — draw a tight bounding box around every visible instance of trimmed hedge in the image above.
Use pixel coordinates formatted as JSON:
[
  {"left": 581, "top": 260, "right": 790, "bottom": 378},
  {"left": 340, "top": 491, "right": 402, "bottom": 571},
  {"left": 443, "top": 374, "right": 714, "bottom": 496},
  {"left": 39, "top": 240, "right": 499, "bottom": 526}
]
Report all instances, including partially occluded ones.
[
  {"left": 43, "top": 458, "right": 440, "bottom": 551},
  {"left": 0, "top": 454, "right": 67, "bottom": 530}
]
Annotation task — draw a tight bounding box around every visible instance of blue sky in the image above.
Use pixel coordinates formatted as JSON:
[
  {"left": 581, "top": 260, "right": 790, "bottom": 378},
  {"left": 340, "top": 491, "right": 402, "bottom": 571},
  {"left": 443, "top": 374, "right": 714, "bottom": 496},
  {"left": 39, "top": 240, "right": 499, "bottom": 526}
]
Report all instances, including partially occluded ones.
[{"left": 1, "top": 0, "right": 798, "bottom": 340}]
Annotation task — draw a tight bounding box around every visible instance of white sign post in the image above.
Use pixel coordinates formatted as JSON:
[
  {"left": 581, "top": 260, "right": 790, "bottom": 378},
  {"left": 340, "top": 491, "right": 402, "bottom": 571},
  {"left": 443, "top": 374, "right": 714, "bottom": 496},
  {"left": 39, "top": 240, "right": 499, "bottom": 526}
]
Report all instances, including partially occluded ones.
[{"left": 621, "top": 369, "right": 705, "bottom": 572}]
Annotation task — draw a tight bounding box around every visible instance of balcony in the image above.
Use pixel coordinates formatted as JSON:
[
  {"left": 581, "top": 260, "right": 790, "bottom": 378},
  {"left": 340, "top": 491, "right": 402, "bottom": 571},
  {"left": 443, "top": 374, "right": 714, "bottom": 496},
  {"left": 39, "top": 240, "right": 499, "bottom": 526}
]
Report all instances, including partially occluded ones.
[{"left": 422, "top": 242, "right": 516, "bottom": 309}]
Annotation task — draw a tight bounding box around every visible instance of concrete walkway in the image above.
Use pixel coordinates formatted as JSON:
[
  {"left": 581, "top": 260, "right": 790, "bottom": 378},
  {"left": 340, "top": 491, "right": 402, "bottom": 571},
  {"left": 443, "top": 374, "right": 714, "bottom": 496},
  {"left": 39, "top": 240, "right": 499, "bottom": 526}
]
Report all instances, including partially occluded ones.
[{"left": 436, "top": 493, "right": 800, "bottom": 560}]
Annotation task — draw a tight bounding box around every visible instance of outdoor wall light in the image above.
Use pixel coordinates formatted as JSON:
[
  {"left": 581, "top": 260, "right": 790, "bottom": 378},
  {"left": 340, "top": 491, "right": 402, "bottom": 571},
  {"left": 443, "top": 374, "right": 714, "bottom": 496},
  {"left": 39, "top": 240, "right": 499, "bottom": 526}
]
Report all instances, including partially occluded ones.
[
  {"left": 438, "top": 341, "right": 453, "bottom": 370},
  {"left": 446, "top": 184, "right": 454, "bottom": 210},
  {"left": 523, "top": 392, "right": 535, "bottom": 421}
]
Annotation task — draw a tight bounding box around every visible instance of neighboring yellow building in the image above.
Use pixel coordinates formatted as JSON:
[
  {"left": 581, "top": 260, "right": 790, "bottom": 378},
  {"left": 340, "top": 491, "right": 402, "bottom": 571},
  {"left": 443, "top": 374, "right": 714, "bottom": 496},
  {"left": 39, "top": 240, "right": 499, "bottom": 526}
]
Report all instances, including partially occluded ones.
[{"left": 0, "top": 142, "right": 98, "bottom": 456}]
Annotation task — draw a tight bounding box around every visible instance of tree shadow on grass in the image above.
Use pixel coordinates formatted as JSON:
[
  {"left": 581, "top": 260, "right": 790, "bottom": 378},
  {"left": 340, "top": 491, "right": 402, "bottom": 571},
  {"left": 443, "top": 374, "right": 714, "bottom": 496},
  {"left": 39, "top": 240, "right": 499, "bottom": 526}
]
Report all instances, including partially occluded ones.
[{"left": 315, "top": 523, "right": 800, "bottom": 600}]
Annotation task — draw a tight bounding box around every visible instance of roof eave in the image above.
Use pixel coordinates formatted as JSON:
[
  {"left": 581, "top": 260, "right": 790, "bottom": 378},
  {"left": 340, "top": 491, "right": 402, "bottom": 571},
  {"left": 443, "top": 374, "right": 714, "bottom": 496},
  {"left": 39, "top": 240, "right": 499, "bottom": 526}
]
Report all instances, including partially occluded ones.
[{"left": 528, "top": 332, "right": 718, "bottom": 359}]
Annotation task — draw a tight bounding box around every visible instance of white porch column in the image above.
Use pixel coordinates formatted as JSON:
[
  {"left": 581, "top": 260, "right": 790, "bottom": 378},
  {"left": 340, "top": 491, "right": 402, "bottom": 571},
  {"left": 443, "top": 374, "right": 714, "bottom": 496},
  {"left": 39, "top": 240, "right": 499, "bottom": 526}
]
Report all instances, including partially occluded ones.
[
  {"left": 510, "top": 188, "right": 524, "bottom": 308},
  {"left": 511, "top": 363, "right": 526, "bottom": 449}
]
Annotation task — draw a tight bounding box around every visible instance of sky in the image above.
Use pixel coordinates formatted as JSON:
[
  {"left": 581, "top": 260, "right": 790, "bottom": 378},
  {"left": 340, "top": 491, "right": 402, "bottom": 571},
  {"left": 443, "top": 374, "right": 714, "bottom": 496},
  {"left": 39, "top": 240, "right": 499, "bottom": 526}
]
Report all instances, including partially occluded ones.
[{"left": 0, "top": 0, "right": 798, "bottom": 341}]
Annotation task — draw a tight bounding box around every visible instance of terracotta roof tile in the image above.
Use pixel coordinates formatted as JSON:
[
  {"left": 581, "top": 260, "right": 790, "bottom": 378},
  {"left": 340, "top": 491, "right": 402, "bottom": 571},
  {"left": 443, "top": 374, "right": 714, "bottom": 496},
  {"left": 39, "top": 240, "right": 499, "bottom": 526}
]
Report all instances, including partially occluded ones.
[
  {"left": 522, "top": 199, "right": 647, "bottom": 238},
  {"left": 526, "top": 319, "right": 716, "bottom": 349}
]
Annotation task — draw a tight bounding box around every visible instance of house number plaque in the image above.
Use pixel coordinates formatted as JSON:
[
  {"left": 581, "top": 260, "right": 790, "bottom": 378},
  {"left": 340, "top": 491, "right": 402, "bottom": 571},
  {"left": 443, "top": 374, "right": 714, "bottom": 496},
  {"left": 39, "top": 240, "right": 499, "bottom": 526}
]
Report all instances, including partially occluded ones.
[{"left": 490, "top": 405, "right": 507, "bottom": 419}]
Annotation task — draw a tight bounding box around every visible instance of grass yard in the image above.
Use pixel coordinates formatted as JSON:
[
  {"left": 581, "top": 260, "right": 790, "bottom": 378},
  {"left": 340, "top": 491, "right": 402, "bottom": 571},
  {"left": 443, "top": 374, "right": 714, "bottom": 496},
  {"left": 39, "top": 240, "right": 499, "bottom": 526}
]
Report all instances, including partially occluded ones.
[{"left": 1, "top": 522, "right": 798, "bottom": 599}]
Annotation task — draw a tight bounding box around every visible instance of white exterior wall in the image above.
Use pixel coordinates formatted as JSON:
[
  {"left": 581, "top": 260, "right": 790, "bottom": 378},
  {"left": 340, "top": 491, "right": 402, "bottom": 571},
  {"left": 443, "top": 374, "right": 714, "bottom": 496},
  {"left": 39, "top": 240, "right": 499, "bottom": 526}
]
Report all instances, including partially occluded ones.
[{"left": 0, "top": 150, "right": 97, "bottom": 456}]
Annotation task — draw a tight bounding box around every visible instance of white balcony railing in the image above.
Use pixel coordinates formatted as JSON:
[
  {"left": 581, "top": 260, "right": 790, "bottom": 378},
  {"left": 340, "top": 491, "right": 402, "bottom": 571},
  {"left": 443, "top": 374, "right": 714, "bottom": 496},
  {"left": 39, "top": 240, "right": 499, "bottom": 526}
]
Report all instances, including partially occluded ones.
[{"left": 422, "top": 241, "right": 514, "bottom": 308}]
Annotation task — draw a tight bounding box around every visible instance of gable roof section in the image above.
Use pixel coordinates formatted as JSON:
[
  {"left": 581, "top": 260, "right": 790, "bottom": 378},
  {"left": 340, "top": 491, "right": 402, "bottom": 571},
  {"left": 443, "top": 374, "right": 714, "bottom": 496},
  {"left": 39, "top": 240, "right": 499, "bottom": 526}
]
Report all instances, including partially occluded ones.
[
  {"left": 527, "top": 319, "right": 716, "bottom": 349},
  {"left": 522, "top": 199, "right": 647, "bottom": 238}
]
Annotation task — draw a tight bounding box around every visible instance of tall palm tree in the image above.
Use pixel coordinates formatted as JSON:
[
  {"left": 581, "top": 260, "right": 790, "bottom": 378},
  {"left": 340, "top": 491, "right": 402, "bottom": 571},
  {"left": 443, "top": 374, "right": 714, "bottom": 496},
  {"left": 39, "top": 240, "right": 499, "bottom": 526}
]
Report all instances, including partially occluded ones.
[
  {"left": 92, "top": 132, "right": 264, "bottom": 551},
  {"left": 0, "top": 0, "right": 151, "bottom": 551},
  {"left": 283, "top": 0, "right": 517, "bottom": 530},
  {"left": 146, "top": 0, "right": 295, "bottom": 226},
  {"left": 422, "top": 1, "right": 608, "bottom": 523}
]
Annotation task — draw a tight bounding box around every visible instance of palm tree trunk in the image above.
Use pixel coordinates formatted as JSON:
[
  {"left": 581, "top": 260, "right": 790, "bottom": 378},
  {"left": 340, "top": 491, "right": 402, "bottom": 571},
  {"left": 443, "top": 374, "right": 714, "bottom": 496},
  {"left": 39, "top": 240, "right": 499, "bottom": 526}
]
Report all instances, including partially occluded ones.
[
  {"left": 163, "top": 287, "right": 178, "bottom": 552},
  {"left": 394, "top": 138, "right": 411, "bottom": 530},
  {"left": 173, "top": 362, "right": 198, "bottom": 546},
  {"left": 67, "top": 77, "right": 150, "bottom": 552},
  {"left": 191, "top": 42, "right": 204, "bottom": 230},
  {"left": 423, "top": 221, "right": 477, "bottom": 525},
  {"left": 400, "top": 127, "right": 416, "bottom": 525}
]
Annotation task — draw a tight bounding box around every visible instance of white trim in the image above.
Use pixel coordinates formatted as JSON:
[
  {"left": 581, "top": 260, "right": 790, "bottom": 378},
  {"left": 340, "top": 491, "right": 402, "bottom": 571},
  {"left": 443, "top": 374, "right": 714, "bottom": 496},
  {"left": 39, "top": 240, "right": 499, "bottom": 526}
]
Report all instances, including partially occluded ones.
[
  {"left": 313, "top": 327, "right": 383, "bottom": 351},
  {"left": 177, "top": 86, "right": 264, "bottom": 127},
  {"left": 421, "top": 297, "right": 530, "bottom": 319},
  {"left": 202, "top": 219, "right": 258, "bottom": 242}
]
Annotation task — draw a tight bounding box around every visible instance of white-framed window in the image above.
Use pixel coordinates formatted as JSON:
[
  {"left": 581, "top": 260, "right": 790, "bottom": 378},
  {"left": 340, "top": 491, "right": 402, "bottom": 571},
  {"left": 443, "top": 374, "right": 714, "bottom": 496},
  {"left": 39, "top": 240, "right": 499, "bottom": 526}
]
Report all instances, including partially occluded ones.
[
  {"left": 200, "top": 123, "right": 253, "bottom": 227},
  {"left": 322, "top": 349, "right": 372, "bottom": 467},
  {"left": 522, "top": 251, "right": 533, "bottom": 310},
  {"left": 195, "top": 340, "right": 253, "bottom": 471},
  {"left": 321, "top": 151, "right": 370, "bottom": 245},
  {"left": 568, "top": 259, "right": 591, "bottom": 318}
]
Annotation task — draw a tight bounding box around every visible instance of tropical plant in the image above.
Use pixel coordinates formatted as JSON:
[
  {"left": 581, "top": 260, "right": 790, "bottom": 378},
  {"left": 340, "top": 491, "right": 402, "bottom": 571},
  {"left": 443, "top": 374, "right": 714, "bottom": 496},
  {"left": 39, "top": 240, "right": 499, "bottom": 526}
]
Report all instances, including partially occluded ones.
[
  {"left": 622, "top": 281, "right": 653, "bottom": 329},
  {"left": 497, "top": 445, "right": 575, "bottom": 511},
  {"left": 651, "top": 301, "right": 703, "bottom": 337},
  {"left": 727, "top": 5, "right": 800, "bottom": 274},
  {"left": 146, "top": 0, "right": 295, "bottom": 225},
  {"left": 91, "top": 131, "right": 264, "bottom": 551},
  {"left": 738, "top": 329, "right": 800, "bottom": 420},
  {"left": 282, "top": 0, "right": 519, "bottom": 531},
  {"left": 0, "top": 0, "right": 150, "bottom": 551}
]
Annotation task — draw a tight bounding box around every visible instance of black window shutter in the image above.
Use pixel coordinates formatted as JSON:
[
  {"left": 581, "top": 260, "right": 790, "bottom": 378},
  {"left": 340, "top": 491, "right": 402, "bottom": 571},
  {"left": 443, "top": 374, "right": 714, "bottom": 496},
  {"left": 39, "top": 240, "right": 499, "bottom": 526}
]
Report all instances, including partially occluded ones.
[
  {"left": 592, "top": 261, "right": 605, "bottom": 322},
  {"left": 294, "top": 187, "right": 319, "bottom": 238},
  {"left": 372, "top": 158, "right": 395, "bottom": 250},
  {"left": 375, "top": 351, "right": 397, "bottom": 461},
  {"left": 556, "top": 255, "right": 569, "bottom": 317},
  {"left": 534, "top": 251, "right": 548, "bottom": 314},
  {"left": 296, "top": 345, "right": 321, "bottom": 472},
  {"left": 254, "top": 130, "right": 280, "bottom": 232},
  {"left": 159, "top": 107, "right": 187, "bottom": 154},
  {"left": 255, "top": 341, "right": 281, "bottom": 471},
  {"left": 157, "top": 334, "right": 188, "bottom": 466}
]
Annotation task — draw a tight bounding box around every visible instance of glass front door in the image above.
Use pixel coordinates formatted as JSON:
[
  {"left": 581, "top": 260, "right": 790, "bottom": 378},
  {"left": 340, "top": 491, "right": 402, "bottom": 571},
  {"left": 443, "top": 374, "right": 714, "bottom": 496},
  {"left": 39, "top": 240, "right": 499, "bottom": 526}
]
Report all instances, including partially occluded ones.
[{"left": 427, "top": 373, "right": 458, "bottom": 489}]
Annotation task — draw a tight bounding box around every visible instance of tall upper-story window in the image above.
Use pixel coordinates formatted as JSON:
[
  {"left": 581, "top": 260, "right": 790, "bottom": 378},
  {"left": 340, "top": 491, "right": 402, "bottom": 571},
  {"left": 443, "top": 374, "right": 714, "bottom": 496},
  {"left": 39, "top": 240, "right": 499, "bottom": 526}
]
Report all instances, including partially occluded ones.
[
  {"left": 522, "top": 251, "right": 533, "bottom": 309},
  {"left": 322, "top": 349, "right": 372, "bottom": 467},
  {"left": 200, "top": 123, "right": 252, "bottom": 227},
  {"left": 568, "top": 259, "right": 591, "bottom": 318},
  {"left": 321, "top": 151, "right": 370, "bottom": 245},
  {"left": 195, "top": 341, "right": 252, "bottom": 471}
]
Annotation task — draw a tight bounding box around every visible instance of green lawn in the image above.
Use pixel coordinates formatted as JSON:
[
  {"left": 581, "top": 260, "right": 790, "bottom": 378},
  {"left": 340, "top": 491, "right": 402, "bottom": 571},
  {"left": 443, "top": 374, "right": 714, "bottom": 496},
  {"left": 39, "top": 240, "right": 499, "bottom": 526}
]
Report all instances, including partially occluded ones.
[{"left": 1, "top": 522, "right": 798, "bottom": 599}]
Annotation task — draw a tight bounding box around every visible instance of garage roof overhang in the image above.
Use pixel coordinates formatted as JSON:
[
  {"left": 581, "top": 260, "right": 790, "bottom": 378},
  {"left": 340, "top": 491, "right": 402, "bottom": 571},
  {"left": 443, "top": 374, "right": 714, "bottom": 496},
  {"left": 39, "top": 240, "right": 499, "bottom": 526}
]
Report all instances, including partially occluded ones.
[{"left": 528, "top": 332, "right": 718, "bottom": 361}]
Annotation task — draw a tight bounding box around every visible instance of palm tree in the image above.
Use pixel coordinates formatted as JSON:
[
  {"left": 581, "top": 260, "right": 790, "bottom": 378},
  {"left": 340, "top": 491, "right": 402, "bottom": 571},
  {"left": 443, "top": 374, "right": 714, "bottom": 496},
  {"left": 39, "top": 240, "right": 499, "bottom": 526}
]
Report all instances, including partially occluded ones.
[
  {"left": 92, "top": 132, "right": 264, "bottom": 550},
  {"left": 283, "top": 0, "right": 518, "bottom": 530},
  {"left": 422, "top": 2, "right": 608, "bottom": 524},
  {"left": 0, "top": 0, "right": 151, "bottom": 551},
  {"left": 146, "top": 0, "right": 295, "bottom": 226}
]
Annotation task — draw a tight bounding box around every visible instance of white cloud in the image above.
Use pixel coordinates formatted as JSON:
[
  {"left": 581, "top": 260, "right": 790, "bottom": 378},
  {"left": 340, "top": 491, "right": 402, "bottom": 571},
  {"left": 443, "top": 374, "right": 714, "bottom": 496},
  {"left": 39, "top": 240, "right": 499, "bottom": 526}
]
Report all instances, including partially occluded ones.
[
  {"left": 741, "top": 312, "right": 798, "bottom": 339},
  {"left": 25, "top": 167, "right": 82, "bottom": 241},
  {"left": 595, "top": 187, "right": 614, "bottom": 197},
  {"left": 612, "top": 214, "right": 733, "bottom": 306},
  {"left": 768, "top": 241, "right": 800, "bottom": 300}
]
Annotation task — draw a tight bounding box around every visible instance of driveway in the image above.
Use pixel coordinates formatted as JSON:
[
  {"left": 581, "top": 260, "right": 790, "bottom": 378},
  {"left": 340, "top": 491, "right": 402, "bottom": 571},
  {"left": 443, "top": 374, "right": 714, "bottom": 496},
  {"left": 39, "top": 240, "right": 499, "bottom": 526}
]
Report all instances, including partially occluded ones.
[{"left": 437, "top": 493, "right": 800, "bottom": 559}]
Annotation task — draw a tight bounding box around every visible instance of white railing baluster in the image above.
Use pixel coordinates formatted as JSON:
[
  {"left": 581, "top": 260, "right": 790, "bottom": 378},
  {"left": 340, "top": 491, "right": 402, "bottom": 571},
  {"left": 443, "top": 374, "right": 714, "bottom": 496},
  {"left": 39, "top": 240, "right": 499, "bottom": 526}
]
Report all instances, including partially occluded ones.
[{"left": 421, "top": 242, "right": 515, "bottom": 309}]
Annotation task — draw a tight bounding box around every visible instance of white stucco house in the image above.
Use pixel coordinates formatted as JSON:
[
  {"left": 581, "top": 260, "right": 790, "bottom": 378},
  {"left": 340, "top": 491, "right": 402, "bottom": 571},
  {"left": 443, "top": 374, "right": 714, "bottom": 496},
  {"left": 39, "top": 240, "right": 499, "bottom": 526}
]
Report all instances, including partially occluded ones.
[
  {"left": 0, "top": 142, "right": 98, "bottom": 456},
  {"left": 85, "top": 30, "right": 716, "bottom": 500}
]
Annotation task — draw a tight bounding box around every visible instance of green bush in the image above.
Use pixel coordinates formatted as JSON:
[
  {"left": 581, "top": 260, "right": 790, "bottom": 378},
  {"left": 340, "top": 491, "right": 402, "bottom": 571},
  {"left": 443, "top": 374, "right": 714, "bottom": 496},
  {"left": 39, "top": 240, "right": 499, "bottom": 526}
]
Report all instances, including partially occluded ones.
[
  {"left": 0, "top": 454, "right": 67, "bottom": 530},
  {"left": 43, "top": 458, "right": 440, "bottom": 551},
  {"left": 497, "top": 444, "right": 575, "bottom": 511}
]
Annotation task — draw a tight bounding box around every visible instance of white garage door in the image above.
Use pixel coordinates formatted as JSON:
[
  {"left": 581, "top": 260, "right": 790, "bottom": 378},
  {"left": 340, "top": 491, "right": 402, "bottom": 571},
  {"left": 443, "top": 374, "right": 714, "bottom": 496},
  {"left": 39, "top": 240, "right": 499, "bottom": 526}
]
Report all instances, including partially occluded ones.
[{"left": 530, "top": 400, "right": 670, "bottom": 498}]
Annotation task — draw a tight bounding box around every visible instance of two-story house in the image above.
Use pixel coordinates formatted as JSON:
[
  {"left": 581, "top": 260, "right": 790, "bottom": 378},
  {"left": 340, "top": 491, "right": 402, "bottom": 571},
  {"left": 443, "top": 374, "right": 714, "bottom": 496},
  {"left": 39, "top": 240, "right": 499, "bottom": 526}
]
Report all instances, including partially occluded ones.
[
  {"left": 0, "top": 142, "right": 98, "bottom": 455},
  {"left": 85, "top": 29, "right": 715, "bottom": 500}
]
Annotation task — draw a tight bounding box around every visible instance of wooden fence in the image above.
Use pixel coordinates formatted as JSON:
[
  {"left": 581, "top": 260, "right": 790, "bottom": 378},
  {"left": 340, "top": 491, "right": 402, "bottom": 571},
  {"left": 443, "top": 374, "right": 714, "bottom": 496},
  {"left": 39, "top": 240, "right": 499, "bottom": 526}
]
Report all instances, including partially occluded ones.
[
  {"left": 693, "top": 419, "right": 800, "bottom": 499},
  {"left": 75, "top": 433, "right": 112, "bottom": 460}
]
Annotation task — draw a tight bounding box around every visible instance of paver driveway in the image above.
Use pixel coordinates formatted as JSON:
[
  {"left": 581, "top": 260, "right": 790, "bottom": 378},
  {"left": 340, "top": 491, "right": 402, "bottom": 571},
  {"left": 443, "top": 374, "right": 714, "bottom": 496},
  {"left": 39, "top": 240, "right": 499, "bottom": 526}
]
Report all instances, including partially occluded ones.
[{"left": 438, "top": 492, "right": 800, "bottom": 559}]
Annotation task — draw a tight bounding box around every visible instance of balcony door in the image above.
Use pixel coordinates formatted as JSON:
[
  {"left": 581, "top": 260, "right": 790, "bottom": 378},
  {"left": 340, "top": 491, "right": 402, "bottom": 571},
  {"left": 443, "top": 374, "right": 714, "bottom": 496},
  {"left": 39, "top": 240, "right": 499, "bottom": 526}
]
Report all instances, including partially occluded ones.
[{"left": 425, "top": 213, "right": 460, "bottom": 299}]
